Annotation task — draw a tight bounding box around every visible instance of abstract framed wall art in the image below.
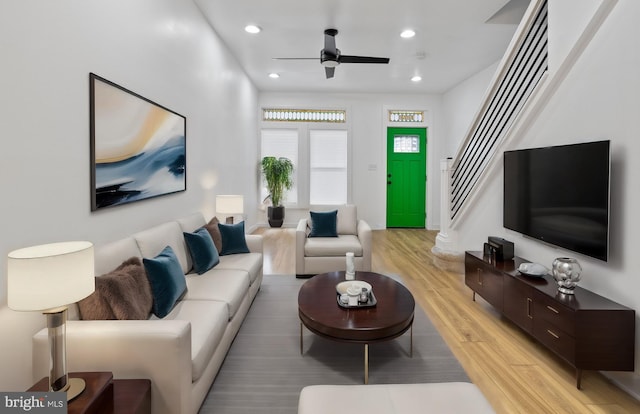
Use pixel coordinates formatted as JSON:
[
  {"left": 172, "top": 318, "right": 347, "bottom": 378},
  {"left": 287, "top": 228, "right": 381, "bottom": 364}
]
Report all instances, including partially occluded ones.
[{"left": 90, "top": 73, "right": 186, "bottom": 211}]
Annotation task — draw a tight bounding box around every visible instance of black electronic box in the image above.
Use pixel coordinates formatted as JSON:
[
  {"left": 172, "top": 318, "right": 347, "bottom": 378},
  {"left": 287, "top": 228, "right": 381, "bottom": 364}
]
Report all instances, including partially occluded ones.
[{"left": 483, "top": 236, "right": 514, "bottom": 261}]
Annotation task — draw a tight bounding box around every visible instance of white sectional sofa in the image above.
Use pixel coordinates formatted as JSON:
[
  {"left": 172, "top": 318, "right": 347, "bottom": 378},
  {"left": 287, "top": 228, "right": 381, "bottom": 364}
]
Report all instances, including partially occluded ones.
[{"left": 32, "top": 212, "right": 263, "bottom": 414}]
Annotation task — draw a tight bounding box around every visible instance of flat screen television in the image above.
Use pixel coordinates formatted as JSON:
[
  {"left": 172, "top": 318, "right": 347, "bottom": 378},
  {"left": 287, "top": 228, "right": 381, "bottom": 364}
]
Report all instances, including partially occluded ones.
[{"left": 503, "top": 140, "right": 610, "bottom": 261}]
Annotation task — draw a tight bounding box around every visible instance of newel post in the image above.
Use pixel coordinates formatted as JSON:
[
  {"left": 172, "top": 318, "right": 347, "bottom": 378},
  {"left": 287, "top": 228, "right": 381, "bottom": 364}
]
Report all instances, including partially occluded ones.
[{"left": 431, "top": 158, "right": 464, "bottom": 272}]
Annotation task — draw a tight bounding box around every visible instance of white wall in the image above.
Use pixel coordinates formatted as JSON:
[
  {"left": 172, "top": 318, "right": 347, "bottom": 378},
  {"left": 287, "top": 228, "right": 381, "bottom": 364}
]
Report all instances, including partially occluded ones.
[
  {"left": 454, "top": 0, "right": 640, "bottom": 393},
  {"left": 442, "top": 62, "right": 499, "bottom": 156},
  {"left": 258, "top": 92, "right": 443, "bottom": 230},
  {"left": 0, "top": 0, "right": 259, "bottom": 390}
]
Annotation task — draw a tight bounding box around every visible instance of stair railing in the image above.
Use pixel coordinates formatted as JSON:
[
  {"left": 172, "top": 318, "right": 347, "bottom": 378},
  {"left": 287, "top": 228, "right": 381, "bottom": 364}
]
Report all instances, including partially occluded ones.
[{"left": 449, "top": 0, "right": 548, "bottom": 223}]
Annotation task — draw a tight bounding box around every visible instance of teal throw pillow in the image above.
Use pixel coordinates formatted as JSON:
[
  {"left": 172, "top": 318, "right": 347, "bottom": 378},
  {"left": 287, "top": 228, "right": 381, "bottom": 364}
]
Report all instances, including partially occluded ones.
[
  {"left": 184, "top": 228, "right": 220, "bottom": 274},
  {"left": 309, "top": 210, "right": 338, "bottom": 237},
  {"left": 218, "top": 221, "right": 250, "bottom": 255},
  {"left": 143, "top": 246, "right": 187, "bottom": 318}
]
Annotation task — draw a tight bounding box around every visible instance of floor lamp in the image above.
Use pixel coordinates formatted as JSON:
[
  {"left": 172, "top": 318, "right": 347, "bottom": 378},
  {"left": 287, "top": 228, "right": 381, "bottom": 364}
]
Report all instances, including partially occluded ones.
[
  {"left": 8, "top": 241, "right": 95, "bottom": 401},
  {"left": 216, "top": 195, "right": 244, "bottom": 224}
]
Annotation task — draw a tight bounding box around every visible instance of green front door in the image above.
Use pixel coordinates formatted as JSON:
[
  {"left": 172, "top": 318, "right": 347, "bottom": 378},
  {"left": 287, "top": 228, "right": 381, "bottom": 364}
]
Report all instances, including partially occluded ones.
[{"left": 386, "top": 127, "right": 427, "bottom": 228}]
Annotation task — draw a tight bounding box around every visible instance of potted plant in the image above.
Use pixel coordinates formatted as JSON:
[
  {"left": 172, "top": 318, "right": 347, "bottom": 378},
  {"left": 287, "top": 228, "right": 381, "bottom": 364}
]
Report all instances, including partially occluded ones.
[{"left": 261, "top": 156, "right": 294, "bottom": 227}]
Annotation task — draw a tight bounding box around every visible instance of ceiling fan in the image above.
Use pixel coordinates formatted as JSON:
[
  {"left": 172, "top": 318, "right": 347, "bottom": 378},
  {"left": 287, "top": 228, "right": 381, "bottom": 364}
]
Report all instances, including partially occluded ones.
[{"left": 274, "top": 29, "right": 390, "bottom": 79}]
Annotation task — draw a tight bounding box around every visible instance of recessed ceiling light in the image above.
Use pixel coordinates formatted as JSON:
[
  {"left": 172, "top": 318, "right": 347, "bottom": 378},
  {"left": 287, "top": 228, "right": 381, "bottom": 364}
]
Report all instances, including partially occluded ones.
[
  {"left": 400, "top": 29, "right": 416, "bottom": 39},
  {"left": 411, "top": 75, "right": 422, "bottom": 82},
  {"left": 244, "top": 25, "right": 261, "bottom": 34},
  {"left": 268, "top": 73, "right": 280, "bottom": 79}
]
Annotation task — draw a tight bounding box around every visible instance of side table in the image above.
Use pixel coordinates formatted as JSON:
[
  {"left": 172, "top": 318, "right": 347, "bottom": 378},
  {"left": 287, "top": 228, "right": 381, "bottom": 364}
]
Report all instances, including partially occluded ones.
[{"left": 28, "top": 372, "right": 150, "bottom": 414}]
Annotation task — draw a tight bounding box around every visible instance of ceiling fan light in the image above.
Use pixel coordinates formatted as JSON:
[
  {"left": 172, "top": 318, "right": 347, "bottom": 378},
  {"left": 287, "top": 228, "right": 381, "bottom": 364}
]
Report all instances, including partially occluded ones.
[
  {"left": 244, "top": 25, "right": 261, "bottom": 34},
  {"left": 322, "top": 60, "right": 339, "bottom": 68},
  {"left": 411, "top": 75, "right": 422, "bottom": 82},
  {"left": 401, "top": 29, "right": 416, "bottom": 38}
]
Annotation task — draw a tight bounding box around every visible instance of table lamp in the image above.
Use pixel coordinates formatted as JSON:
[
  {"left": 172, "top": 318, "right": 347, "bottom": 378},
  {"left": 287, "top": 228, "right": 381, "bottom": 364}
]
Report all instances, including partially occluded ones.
[
  {"left": 8, "top": 241, "right": 95, "bottom": 401},
  {"left": 216, "top": 195, "right": 244, "bottom": 224}
]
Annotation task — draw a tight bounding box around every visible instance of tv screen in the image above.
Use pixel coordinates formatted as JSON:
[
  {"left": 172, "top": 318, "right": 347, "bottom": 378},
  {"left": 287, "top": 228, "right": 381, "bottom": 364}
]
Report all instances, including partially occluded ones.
[{"left": 503, "top": 140, "right": 610, "bottom": 261}]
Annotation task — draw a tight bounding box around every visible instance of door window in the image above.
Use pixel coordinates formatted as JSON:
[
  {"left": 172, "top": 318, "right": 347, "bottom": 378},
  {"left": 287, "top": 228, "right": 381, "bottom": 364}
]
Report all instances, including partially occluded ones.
[{"left": 394, "top": 136, "right": 420, "bottom": 153}]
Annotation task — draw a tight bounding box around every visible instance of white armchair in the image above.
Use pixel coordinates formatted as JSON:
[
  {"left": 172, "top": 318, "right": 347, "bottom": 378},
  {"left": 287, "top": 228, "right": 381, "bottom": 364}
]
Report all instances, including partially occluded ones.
[{"left": 296, "top": 204, "right": 372, "bottom": 277}]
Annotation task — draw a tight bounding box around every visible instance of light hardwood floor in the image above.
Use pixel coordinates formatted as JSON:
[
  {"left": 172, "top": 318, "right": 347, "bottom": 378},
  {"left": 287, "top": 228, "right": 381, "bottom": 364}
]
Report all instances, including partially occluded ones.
[{"left": 254, "top": 227, "right": 640, "bottom": 413}]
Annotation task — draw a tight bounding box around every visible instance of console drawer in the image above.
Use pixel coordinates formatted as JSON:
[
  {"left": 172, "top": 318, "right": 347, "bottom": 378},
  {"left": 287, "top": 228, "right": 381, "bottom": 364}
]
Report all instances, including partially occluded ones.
[
  {"left": 533, "top": 292, "right": 575, "bottom": 336},
  {"left": 534, "top": 318, "right": 575, "bottom": 363}
]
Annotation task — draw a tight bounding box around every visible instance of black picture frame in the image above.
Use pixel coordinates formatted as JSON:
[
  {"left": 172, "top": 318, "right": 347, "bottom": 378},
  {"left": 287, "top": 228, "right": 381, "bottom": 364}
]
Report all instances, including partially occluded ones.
[{"left": 89, "top": 73, "right": 186, "bottom": 211}]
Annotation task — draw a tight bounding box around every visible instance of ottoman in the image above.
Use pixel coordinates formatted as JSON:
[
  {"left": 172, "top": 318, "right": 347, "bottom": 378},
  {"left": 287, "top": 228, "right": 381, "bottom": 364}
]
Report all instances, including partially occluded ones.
[{"left": 298, "top": 382, "right": 495, "bottom": 414}]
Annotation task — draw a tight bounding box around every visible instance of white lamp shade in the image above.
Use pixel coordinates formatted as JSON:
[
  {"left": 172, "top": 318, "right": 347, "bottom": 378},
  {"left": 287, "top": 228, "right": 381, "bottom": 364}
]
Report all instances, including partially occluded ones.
[
  {"left": 216, "top": 195, "right": 244, "bottom": 215},
  {"left": 8, "top": 241, "right": 95, "bottom": 311}
]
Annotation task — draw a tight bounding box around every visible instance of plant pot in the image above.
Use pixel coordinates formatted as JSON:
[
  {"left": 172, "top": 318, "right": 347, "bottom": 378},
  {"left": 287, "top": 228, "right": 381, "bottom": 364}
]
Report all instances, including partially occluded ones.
[{"left": 267, "top": 206, "right": 285, "bottom": 228}]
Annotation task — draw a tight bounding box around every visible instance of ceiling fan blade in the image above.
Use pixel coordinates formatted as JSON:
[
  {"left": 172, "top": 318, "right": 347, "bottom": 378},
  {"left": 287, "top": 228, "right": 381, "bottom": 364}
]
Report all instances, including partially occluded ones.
[
  {"left": 338, "top": 55, "right": 390, "bottom": 64},
  {"left": 325, "top": 67, "right": 335, "bottom": 79},
  {"left": 324, "top": 29, "right": 338, "bottom": 55}
]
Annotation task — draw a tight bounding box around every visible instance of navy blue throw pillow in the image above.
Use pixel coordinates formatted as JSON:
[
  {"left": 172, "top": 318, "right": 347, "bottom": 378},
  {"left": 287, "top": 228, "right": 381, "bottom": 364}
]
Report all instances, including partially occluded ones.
[
  {"left": 143, "top": 246, "right": 187, "bottom": 318},
  {"left": 218, "top": 221, "right": 250, "bottom": 255},
  {"left": 309, "top": 210, "right": 338, "bottom": 237},
  {"left": 184, "top": 228, "right": 220, "bottom": 274}
]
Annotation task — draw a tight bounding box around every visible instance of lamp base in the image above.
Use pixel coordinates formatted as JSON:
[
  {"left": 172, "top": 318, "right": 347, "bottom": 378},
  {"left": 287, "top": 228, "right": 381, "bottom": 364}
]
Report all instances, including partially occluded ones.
[{"left": 66, "top": 377, "right": 86, "bottom": 401}]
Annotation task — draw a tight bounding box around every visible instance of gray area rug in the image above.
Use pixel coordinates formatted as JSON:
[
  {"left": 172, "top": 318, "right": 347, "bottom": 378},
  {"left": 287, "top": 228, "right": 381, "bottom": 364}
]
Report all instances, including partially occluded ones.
[{"left": 199, "top": 275, "right": 469, "bottom": 414}]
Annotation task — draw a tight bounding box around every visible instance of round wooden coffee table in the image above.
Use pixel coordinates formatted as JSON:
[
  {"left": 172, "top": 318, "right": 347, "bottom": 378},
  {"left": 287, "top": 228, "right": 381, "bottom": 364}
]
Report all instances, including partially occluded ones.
[{"left": 298, "top": 271, "right": 415, "bottom": 383}]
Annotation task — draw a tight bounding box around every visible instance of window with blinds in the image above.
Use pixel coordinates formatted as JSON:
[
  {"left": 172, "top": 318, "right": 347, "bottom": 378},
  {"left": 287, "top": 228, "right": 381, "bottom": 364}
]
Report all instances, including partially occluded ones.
[
  {"left": 309, "top": 130, "right": 348, "bottom": 205},
  {"left": 260, "top": 129, "right": 298, "bottom": 204}
]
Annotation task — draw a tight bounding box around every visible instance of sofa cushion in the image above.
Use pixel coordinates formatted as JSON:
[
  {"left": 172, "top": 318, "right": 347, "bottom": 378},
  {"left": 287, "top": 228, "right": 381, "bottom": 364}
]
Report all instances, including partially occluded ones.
[
  {"left": 78, "top": 257, "right": 152, "bottom": 320},
  {"left": 143, "top": 246, "right": 187, "bottom": 318},
  {"left": 216, "top": 252, "right": 263, "bottom": 285},
  {"left": 204, "top": 216, "right": 223, "bottom": 253},
  {"left": 153, "top": 299, "right": 229, "bottom": 382},
  {"left": 184, "top": 228, "right": 220, "bottom": 274},
  {"left": 135, "top": 221, "right": 191, "bottom": 275},
  {"left": 183, "top": 269, "right": 250, "bottom": 319},
  {"left": 309, "top": 210, "right": 338, "bottom": 237},
  {"left": 94, "top": 237, "right": 142, "bottom": 276},
  {"left": 218, "top": 222, "right": 250, "bottom": 255},
  {"left": 177, "top": 212, "right": 207, "bottom": 233},
  {"left": 304, "top": 235, "right": 363, "bottom": 257}
]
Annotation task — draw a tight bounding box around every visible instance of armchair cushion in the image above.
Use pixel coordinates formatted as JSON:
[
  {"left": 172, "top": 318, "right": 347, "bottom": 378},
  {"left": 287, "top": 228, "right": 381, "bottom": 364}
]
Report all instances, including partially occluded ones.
[
  {"left": 336, "top": 204, "right": 357, "bottom": 235},
  {"left": 309, "top": 204, "right": 357, "bottom": 235},
  {"left": 304, "top": 235, "right": 363, "bottom": 257},
  {"left": 309, "top": 210, "right": 338, "bottom": 237}
]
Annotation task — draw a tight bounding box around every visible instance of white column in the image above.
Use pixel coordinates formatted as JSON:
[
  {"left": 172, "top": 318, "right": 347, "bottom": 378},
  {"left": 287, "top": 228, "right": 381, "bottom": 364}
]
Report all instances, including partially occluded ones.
[{"left": 431, "top": 158, "right": 463, "bottom": 271}]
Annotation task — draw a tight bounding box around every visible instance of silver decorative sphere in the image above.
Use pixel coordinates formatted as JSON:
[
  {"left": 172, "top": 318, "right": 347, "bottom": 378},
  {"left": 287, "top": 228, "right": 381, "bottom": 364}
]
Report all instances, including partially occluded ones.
[{"left": 552, "top": 257, "right": 582, "bottom": 294}]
